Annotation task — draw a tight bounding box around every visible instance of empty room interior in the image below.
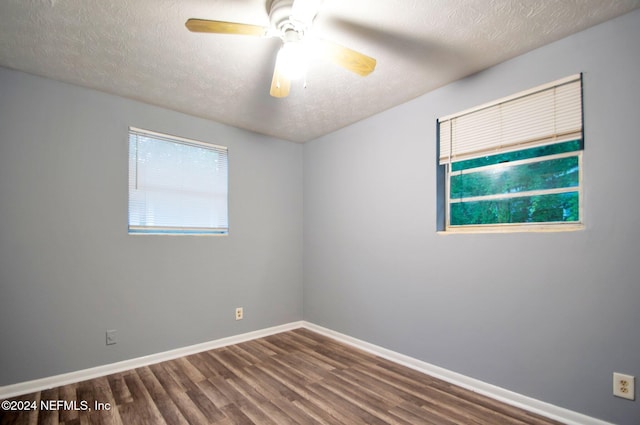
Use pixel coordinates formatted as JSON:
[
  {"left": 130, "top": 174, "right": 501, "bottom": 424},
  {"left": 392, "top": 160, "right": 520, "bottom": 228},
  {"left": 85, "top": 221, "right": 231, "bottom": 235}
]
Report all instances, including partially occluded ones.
[{"left": 1, "top": 1, "right": 639, "bottom": 424}]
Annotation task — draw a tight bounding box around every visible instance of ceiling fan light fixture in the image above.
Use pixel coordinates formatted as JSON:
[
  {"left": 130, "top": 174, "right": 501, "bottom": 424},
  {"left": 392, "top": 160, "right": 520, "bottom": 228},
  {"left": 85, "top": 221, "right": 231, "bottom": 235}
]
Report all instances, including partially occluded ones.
[
  {"left": 186, "top": 0, "right": 374, "bottom": 98},
  {"left": 276, "top": 40, "right": 310, "bottom": 80}
]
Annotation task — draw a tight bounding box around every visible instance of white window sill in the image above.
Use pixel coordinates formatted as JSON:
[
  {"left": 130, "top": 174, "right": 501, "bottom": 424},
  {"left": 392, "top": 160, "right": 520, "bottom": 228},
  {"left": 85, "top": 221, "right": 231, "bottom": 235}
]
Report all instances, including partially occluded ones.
[{"left": 437, "top": 223, "right": 585, "bottom": 235}]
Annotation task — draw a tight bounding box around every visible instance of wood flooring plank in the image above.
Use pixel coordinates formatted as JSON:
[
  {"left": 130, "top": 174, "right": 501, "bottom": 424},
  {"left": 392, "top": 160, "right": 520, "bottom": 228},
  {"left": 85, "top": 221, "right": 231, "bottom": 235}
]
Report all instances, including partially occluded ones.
[
  {"left": 218, "top": 404, "right": 254, "bottom": 425},
  {"left": 4, "top": 391, "right": 38, "bottom": 425},
  {"left": 229, "top": 401, "right": 278, "bottom": 425},
  {"left": 271, "top": 352, "right": 330, "bottom": 383},
  {"left": 151, "top": 363, "right": 216, "bottom": 424},
  {"left": 289, "top": 327, "right": 329, "bottom": 346},
  {"left": 148, "top": 393, "right": 189, "bottom": 425},
  {"left": 419, "top": 386, "right": 530, "bottom": 425},
  {"left": 350, "top": 362, "right": 509, "bottom": 424},
  {"left": 249, "top": 401, "right": 297, "bottom": 425},
  {"left": 269, "top": 396, "right": 324, "bottom": 425},
  {"left": 174, "top": 356, "right": 207, "bottom": 384},
  {"left": 272, "top": 332, "right": 326, "bottom": 357},
  {"left": 252, "top": 337, "right": 293, "bottom": 357},
  {"left": 347, "top": 362, "right": 444, "bottom": 407},
  {"left": 162, "top": 389, "right": 210, "bottom": 425},
  {"left": 184, "top": 352, "right": 224, "bottom": 379},
  {"left": 116, "top": 400, "right": 166, "bottom": 425},
  {"left": 244, "top": 363, "right": 302, "bottom": 402},
  {"left": 1, "top": 330, "right": 567, "bottom": 425},
  {"left": 186, "top": 387, "right": 226, "bottom": 423},
  {"left": 136, "top": 367, "right": 168, "bottom": 400},
  {"left": 392, "top": 400, "right": 461, "bottom": 425},
  {"left": 136, "top": 366, "right": 189, "bottom": 425},
  {"left": 307, "top": 380, "right": 390, "bottom": 425},
  {"left": 336, "top": 366, "right": 406, "bottom": 406},
  {"left": 106, "top": 373, "right": 133, "bottom": 406},
  {"left": 201, "top": 352, "right": 237, "bottom": 380},
  {"left": 234, "top": 365, "right": 289, "bottom": 405},
  {"left": 75, "top": 379, "right": 100, "bottom": 425},
  {"left": 291, "top": 397, "right": 347, "bottom": 425},
  {"left": 118, "top": 372, "right": 166, "bottom": 425},
  {"left": 329, "top": 367, "right": 403, "bottom": 408},
  {"left": 425, "top": 379, "right": 564, "bottom": 425},
  {"left": 38, "top": 387, "right": 60, "bottom": 425},
  {"left": 162, "top": 360, "right": 202, "bottom": 394},
  {"left": 241, "top": 338, "right": 280, "bottom": 358},
  {"left": 291, "top": 345, "right": 336, "bottom": 372},
  {"left": 207, "top": 349, "right": 252, "bottom": 381},
  {"left": 85, "top": 377, "right": 124, "bottom": 425},
  {"left": 224, "top": 376, "right": 269, "bottom": 408},
  {"left": 354, "top": 360, "right": 537, "bottom": 425},
  {"left": 317, "top": 372, "right": 412, "bottom": 425},
  {"left": 57, "top": 383, "right": 79, "bottom": 423},
  {"left": 206, "top": 376, "right": 253, "bottom": 410},
  {"left": 232, "top": 340, "right": 277, "bottom": 363},
  {"left": 148, "top": 363, "right": 187, "bottom": 396},
  {"left": 225, "top": 344, "right": 263, "bottom": 366},
  {"left": 259, "top": 354, "right": 315, "bottom": 390},
  {"left": 195, "top": 378, "right": 233, "bottom": 409},
  {"left": 262, "top": 334, "right": 301, "bottom": 354}
]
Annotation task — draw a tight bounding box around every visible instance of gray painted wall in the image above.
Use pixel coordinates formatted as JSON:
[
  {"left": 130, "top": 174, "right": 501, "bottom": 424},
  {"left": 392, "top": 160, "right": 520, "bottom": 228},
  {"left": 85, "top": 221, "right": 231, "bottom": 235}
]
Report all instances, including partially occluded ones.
[
  {"left": 304, "top": 10, "right": 640, "bottom": 425},
  {"left": 0, "top": 67, "right": 303, "bottom": 386},
  {"left": 2, "top": 8, "right": 640, "bottom": 425}
]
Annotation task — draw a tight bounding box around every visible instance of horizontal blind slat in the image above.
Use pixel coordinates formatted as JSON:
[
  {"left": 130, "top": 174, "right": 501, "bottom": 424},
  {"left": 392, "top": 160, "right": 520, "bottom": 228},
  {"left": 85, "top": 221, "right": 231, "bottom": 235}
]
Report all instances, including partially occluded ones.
[{"left": 439, "top": 76, "right": 582, "bottom": 164}]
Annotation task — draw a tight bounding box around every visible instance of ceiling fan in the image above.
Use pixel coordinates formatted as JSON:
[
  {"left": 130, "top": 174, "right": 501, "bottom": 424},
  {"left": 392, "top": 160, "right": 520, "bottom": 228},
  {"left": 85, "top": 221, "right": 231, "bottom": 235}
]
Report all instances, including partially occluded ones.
[{"left": 185, "top": 0, "right": 376, "bottom": 98}]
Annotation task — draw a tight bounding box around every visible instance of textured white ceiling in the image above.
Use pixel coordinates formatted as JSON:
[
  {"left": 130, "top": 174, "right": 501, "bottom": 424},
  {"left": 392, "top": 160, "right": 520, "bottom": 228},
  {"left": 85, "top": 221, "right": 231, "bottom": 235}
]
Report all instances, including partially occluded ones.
[{"left": 1, "top": 0, "right": 638, "bottom": 142}]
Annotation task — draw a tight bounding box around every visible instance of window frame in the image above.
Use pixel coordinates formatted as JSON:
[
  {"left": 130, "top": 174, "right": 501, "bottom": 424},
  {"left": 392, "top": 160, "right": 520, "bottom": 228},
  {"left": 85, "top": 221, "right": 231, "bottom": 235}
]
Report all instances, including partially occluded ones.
[
  {"left": 437, "top": 75, "right": 584, "bottom": 234},
  {"left": 128, "top": 127, "right": 229, "bottom": 236}
]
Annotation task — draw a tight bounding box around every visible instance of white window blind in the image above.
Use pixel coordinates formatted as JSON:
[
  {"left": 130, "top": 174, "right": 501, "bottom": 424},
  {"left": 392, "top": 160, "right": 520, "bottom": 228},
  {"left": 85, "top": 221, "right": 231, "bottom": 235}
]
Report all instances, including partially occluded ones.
[
  {"left": 439, "top": 74, "right": 582, "bottom": 164},
  {"left": 128, "top": 127, "right": 228, "bottom": 235}
]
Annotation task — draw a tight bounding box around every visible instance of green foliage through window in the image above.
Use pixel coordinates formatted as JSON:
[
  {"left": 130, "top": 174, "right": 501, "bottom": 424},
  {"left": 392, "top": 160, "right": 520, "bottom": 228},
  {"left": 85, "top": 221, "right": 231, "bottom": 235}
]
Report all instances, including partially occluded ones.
[
  {"left": 450, "top": 192, "right": 579, "bottom": 225},
  {"left": 450, "top": 156, "right": 579, "bottom": 199},
  {"left": 448, "top": 140, "right": 582, "bottom": 227},
  {"left": 451, "top": 140, "right": 582, "bottom": 172}
]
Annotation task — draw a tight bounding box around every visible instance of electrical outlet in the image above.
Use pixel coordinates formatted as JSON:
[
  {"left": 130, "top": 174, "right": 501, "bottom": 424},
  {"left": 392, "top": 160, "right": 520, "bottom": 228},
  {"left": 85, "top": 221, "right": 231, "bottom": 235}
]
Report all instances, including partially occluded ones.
[
  {"left": 613, "top": 372, "right": 635, "bottom": 400},
  {"left": 106, "top": 329, "right": 117, "bottom": 346},
  {"left": 235, "top": 307, "right": 243, "bottom": 321}
]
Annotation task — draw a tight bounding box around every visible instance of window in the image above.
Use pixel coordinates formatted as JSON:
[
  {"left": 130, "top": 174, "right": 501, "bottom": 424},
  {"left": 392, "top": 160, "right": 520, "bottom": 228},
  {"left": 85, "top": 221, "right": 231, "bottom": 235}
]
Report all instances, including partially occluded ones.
[
  {"left": 128, "top": 127, "right": 228, "bottom": 235},
  {"left": 438, "top": 74, "right": 583, "bottom": 232}
]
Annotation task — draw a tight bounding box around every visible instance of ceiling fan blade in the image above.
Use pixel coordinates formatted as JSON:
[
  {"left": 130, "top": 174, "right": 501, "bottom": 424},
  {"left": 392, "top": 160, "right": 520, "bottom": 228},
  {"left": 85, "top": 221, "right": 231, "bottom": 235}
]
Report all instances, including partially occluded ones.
[
  {"left": 320, "top": 39, "right": 376, "bottom": 76},
  {"left": 270, "top": 71, "right": 291, "bottom": 98},
  {"left": 185, "top": 19, "right": 268, "bottom": 36},
  {"left": 270, "top": 54, "right": 291, "bottom": 98}
]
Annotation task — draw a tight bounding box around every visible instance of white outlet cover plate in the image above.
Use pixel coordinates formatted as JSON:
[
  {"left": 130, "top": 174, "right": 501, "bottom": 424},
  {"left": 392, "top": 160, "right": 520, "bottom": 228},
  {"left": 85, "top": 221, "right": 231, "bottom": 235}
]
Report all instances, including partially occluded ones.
[
  {"left": 106, "top": 330, "right": 117, "bottom": 345},
  {"left": 613, "top": 372, "right": 635, "bottom": 400}
]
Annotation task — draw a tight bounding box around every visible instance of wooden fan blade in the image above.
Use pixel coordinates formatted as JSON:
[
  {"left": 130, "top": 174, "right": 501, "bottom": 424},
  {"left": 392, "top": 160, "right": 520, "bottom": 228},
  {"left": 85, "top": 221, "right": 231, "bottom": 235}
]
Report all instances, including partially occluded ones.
[
  {"left": 320, "top": 39, "right": 376, "bottom": 76},
  {"left": 185, "top": 19, "right": 268, "bottom": 36},
  {"left": 270, "top": 59, "right": 291, "bottom": 98}
]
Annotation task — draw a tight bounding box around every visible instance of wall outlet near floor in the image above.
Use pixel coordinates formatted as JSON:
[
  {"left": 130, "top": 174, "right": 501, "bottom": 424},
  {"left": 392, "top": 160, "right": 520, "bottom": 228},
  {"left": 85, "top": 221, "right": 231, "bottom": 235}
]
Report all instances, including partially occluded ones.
[
  {"left": 613, "top": 372, "right": 635, "bottom": 400},
  {"left": 106, "top": 329, "right": 117, "bottom": 346},
  {"left": 235, "top": 307, "right": 243, "bottom": 321}
]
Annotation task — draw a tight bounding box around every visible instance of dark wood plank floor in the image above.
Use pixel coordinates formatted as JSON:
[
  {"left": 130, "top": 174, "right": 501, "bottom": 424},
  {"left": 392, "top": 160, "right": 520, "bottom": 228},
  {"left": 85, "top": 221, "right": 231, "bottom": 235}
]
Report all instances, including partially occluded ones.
[{"left": 1, "top": 329, "right": 565, "bottom": 424}]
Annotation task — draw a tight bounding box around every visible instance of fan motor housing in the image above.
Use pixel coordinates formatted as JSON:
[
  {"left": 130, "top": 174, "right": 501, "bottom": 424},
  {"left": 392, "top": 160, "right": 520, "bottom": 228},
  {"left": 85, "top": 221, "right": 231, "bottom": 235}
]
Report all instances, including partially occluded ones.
[{"left": 268, "top": 0, "right": 296, "bottom": 29}]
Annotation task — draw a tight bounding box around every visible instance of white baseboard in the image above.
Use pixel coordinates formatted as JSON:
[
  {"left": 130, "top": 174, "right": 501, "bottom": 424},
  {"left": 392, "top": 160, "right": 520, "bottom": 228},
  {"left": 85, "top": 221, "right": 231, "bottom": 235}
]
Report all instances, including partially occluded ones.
[
  {"left": 302, "top": 321, "right": 613, "bottom": 425},
  {"left": 1, "top": 320, "right": 612, "bottom": 425},
  {"left": 0, "top": 321, "right": 304, "bottom": 400}
]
